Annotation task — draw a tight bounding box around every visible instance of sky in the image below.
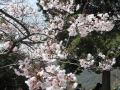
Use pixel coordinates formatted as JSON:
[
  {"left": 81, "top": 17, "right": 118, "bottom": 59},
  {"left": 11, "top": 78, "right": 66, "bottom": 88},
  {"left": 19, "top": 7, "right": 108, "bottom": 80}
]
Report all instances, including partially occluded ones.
[{"left": 24, "top": 0, "right": 47, "bottom": 27}]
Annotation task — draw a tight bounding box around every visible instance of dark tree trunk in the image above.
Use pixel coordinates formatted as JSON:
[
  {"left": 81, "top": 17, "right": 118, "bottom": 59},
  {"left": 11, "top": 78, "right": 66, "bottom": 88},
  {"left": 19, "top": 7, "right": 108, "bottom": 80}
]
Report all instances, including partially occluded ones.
[{"left": 102, "top": 70, "right": 111, "bottom": 90}]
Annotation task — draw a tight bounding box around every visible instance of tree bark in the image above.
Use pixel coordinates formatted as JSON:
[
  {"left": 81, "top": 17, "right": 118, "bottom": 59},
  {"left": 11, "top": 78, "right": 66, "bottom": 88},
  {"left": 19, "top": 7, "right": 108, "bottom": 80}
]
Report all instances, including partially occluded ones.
[{"left": 102, "top": 70, "right": 111, "bottom": 90}]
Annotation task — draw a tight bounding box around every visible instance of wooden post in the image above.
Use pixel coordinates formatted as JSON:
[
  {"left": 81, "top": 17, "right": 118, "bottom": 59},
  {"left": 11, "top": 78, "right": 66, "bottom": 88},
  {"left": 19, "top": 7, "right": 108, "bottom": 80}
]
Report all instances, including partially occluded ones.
[{"left": 102, "top": 70, "right": 111, "bottom": 90}]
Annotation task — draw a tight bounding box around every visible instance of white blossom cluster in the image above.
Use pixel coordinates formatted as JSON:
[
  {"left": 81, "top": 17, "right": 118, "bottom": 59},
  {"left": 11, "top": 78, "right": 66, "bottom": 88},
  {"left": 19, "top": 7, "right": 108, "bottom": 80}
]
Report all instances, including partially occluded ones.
[
  {"left": 15, "top": 58, "right": 78, "bottom": 90},
  {"left": 98, "top": 52, "right": 116, "bottom": 70},
  {"left": 24, "top": 40, "right": 67, "bottom": 60},
  {"left": 15, "top": 33, "right": 77, "bottom": 90},
  {"left": 49, "top": 15, "right": 64, "bottom": 31},
  {"left": 39, "top": 0, "right": 115, "bottom": 38},
  {"left": 67, "top": 13, "right": 115, "bottom": 37},
  {"left": 99, "top": 58, "right": 116, "bottom": 70},
  {"left": 17, "top": 36, "right": 76, "bottom": 90},
  {"left": 39, "top": 0, "right": 75, "bottom": 13},
  {"left": 79, "top": 53, "right": 116, "bottom": 70},
  {"left": 79, "top": 53, "right": 95, "bottom": 69}
]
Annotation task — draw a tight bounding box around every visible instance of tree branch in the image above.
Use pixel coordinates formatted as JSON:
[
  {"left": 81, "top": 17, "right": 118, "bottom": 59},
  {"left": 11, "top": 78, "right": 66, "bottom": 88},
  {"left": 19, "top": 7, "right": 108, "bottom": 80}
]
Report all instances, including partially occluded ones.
[{"left": 0, "top": 9, "right": 30, "bottom": 35}]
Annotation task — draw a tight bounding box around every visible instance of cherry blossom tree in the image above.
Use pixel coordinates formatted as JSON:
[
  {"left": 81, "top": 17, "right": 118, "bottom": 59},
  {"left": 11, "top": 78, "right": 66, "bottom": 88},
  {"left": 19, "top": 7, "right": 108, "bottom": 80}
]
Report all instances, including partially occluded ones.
[
  {"left": 1, "top": 0, "right": 120, "bottom": 90},
  {"left": 0, "top": 0, "right": 78, "bottom": 90}
]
